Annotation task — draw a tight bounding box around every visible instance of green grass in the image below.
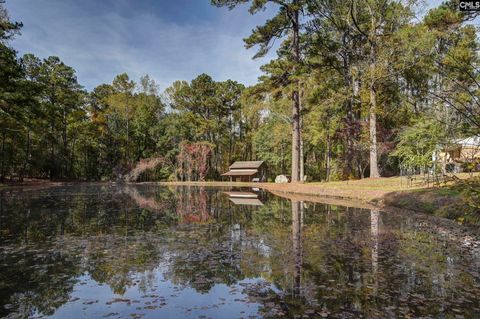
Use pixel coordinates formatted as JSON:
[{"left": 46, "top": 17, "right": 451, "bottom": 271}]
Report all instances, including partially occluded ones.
[
  {"left": 381, "top": 181, "right": 480, "bottom": 226},
  {"left": 306, "top": 173, "right": 479, "bottom": 226}
]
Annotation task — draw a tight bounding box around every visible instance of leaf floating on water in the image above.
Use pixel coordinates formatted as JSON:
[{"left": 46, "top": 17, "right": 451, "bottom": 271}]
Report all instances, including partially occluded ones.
[{"left": 106, "top": 298, "right": 131, "bottom": 305}]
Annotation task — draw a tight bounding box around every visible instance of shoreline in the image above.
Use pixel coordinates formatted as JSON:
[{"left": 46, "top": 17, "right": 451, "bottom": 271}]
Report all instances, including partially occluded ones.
[
  {"left": 148, "top": 180, "right": 479, "bottom": 226},
  {"left": 153, "top": 181, "right": 384, "bottom": 203},
  {"left": 1, "top": 178, "right": 476, "bottom": 226}
]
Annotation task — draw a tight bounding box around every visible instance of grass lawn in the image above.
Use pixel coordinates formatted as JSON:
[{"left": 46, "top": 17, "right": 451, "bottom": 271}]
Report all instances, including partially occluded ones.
[
  {"left": 303, "top": 173, "right": 479, "bottom": 226},
  {"left": 307, "top": 172, "right": 479, "bottom": 192}
]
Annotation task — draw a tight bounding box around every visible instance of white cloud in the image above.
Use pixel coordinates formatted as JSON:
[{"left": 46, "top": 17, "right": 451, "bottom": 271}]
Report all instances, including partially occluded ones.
[{"left": 7, "top": 0, "right": 277, "bottom": 91}]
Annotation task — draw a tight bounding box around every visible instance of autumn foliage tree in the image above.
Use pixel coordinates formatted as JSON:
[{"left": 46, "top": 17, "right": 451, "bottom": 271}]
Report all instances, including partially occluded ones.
[{"left": 176, "top": 141, "right": 213, "bottom": 181}]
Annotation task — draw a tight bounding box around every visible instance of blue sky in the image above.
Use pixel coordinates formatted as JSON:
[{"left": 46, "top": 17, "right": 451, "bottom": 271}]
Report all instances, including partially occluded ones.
[
  {"left": 6, "top": 0, "right": 444, "bottom": 92},
  {"left": 6, "top": 0, "right": 279, "bottom": 91}
]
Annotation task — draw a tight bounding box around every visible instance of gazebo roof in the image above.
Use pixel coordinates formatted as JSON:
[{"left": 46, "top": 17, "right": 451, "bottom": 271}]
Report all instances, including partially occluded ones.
[{"left": 229, "top": 161, "right": 264, "bottom": 169}]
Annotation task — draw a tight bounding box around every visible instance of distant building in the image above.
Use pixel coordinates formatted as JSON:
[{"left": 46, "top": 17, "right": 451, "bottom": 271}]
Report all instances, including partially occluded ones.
[
  {"left": 221, "top": 161, "right": 267, "bottom": 182},
  {"left": 437, "top": 136, "right": 480, "bottom": 172}
]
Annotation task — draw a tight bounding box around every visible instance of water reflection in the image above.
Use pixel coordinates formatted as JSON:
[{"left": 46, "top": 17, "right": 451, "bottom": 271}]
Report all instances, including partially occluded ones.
[
  {"left": 292, "top": 201, "right": 302, "bottom": 298},
  {"left": 0, "top": 185, "right": 479, "bottom": 318},
  {"left": 224, "top": 191, "right": 265, "bottom": 206},
  {"left": 371, "top": 209, "right": 379, "bottom": 294}
]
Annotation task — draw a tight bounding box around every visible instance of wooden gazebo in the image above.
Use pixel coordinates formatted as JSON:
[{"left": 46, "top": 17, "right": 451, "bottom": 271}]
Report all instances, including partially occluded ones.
[{"left": 221, "top": 161, "right": 267, "bottom": 182}]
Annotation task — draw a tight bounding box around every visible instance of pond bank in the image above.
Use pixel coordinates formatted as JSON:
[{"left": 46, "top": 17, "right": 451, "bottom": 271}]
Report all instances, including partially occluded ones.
[
  {"left": 156, "top": 177, "right": 479, "bottom": 226},
  {"left": 0, "top": 178, "right": 65, "bottom": 187},
  {"left": 1, "top": 177, "right": 477, "bottom": 226}
]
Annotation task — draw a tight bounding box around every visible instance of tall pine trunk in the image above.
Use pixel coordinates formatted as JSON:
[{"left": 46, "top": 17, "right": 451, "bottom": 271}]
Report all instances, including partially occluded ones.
[
  {"left": 1, "top": 131, "right": 5, "bottom": 183},
  {"left": 299, "top": 89, "right": 304, "bottom": 182},
  {"left": 22, "top": 129, "right": 30, "bottom": 181},
  {"left": 368, "top": 9, "right": 380, "bottom": 178},
  {"left": 342, "top": 34, "right": 355, "bottom": 179},
  {"left": 369, "top": 82, "right": 379, "bottom": 178},
  {"left": 63, "top": 107, "right": 68, "bottom": 178},
  {"left": 326, "top": 130, "right": 331, "bottom": 182},
  {"left": 291, "top": 5, "right": 302, "bottom": 182}
]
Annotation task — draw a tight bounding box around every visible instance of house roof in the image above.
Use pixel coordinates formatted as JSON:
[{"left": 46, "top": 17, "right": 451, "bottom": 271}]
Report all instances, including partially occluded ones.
[
  {"left": 229, "top": 161, "right": 264, "bottom": 169},
  {"left": 454, "top": 136, "right": 480, "bottom": 147}
]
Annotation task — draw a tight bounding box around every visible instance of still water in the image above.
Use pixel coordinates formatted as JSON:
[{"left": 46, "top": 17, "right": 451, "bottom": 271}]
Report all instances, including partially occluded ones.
[{"left": 0, "top": 185, "right": 479, "bottom": 318}]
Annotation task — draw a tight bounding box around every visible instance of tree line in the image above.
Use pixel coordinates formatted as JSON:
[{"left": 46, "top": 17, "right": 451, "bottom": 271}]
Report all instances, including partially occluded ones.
[{"left": 0, "top": 0, "right": 479, "bottom": 182}]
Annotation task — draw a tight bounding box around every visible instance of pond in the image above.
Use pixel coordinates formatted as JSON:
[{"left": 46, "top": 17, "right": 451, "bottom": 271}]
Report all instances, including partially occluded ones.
[{"left": 0, "top": 184, "right": 479, "bottom": 318}]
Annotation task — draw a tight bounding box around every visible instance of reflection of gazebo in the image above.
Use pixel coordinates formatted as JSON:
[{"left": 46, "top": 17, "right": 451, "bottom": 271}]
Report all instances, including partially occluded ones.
[
  {"left": 222, "top": 161, "right": 267, "bottom": 182},
  {"left": 224, "top": 191, "right": 264, "bottom": 206}
]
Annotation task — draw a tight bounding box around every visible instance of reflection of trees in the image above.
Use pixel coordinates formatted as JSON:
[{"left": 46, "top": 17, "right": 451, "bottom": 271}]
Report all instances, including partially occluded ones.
[
  {"left": 174, "top": 186, "right": 211, "bottom": 223},
  {"left": 163, "top": 230, "right": 245, "bottom": 293},
  {"left": 0, "top": 185, "right": 261, "bottom": 316},
  {"left": 84, "top": 235, "right": 162, "bottom": 295},
  {"left": 4, "top": 226, "right": 80, "bottom": 314},
  {"left": 0, "top": 186, "right": 479, "bottom": 318},
  {"left": 123, "top": 186, "right": 218, "bottom": 224},
  {"left": 0, "top": 185, "right": 171, "bottom": 317},
  {"left": 161, "top": 188, "right": 261, "bottom": 292},
  {"left": 123, "top": 186, "right": 168, "bottom": 212},
  {"left": 371, "top": 208, "right": 379, "bottom": 294},
  {"left": 242, "top": 203, "right": 480, "bottom": 318},
  {"left": 292, "top": 201, "right": 302, "bottom": 297},
  {"left": 0, "top": 241, "right": 82, "bottom": 318}
]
